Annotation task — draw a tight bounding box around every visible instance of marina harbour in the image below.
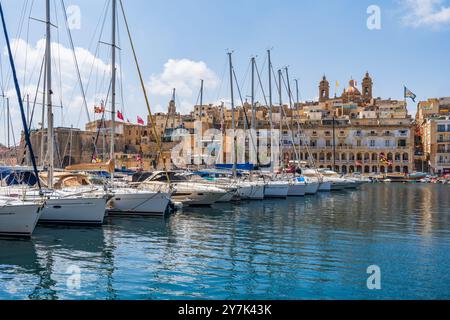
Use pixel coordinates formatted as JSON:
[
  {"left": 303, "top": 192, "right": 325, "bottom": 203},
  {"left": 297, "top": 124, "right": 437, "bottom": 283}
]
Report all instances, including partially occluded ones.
[
  {"left": 0, "top": 183, "right": 449, "bottom": 300},
  {"left": 0, "top": 0, "right": 449, "bottom": 305}
]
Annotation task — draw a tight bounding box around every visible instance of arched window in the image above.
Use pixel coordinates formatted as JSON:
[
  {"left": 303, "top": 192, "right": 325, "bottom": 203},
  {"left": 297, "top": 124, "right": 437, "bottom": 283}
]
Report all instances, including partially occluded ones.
[
  {"left": 357, "top": 153, "right": 363, "bottom": 161},
  {"left": 380, "top": 166, "right": 385, "bottom": 173},
  {"left": 364, "top": 166, "right": 370, "bottom": 173},
  {"left": 349, "top": 165, "right": 355, "bottom": 173},
  {"left": 403, "top": 166, "right": 409, "bottom": 173},
  {"left": 372, "top": 166, "right": 378, "bottom": 173},
  {"left": 342, "top": 165, "right": 348, "bottom": 173},
  {"left": 326, "top": 153, "right": 332, "bottom": 161},
  {"left": 372, "top": 153, "right": 378, "bottom": 162},
  {"left": 388, "top": 165, "right": 393, "bottom": 173},
  {"left": 395, "top": 166, "right": 401, "bottom": 173},
  {"left": 349, "top": 153, "right": 355, "bottom": 161},
  {"left": 364, "top": 153, "right": 370, "bottom": 161},
  {"left": 403, "top": 153, "right": 409, "bottom": 162},
  {"left": 395, "top": 153, "right": 401, "bottom": 161},
  {"left": 387, "top": 153, "right": 393, "bottom": 161}
]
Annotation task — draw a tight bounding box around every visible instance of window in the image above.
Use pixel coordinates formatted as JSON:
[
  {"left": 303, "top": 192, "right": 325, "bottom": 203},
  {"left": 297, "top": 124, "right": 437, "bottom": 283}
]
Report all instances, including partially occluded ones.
[
  {"left": 385, "top": 140, "right": 391, "bottom": 147},
  {"left": 357, "top": 140, "right": 362, "bottom": 147},
  {"left": 326, "top": 140, "right": 331, "bottom": 147},
  {"left": 398, "top": 139, "right": 406, "bottom": 147},
  {"left": 370, "top": 140, "right": 376, "bottom": 147},
  {"left": 438, "top": 125, "right": 446, "bottom": 132}
]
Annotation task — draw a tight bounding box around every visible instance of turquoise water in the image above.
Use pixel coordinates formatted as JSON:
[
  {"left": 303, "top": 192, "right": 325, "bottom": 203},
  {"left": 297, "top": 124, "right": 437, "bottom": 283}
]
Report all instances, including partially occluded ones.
[{"left": 0, "top": 184, "right": 449, "bottom": 300}]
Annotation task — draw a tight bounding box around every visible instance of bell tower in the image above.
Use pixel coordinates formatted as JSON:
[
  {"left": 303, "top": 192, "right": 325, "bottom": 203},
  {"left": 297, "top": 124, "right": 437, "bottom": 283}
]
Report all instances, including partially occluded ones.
[
  {"left": 362, "top": 72, "right": 373, "bottom": 101},
  {"left": 168, "top": 88, "right": 176, "bottom": 115},
  {"left": 319, "top": 75, "right": 330, "bottom": 102}
]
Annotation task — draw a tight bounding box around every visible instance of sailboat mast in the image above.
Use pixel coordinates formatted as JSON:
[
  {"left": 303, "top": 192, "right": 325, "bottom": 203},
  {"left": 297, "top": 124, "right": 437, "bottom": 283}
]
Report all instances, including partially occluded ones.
[
  {"left": 45, "top": 0, "right": 54, "bottom": 188},
  {"left": 40, "top": 60, "right": 46, "bottom": 167},
  {"left": 268, "top": 50, "right": 274, "bottom": 174},
  {"left": 199, "top": 80, "right": 204, "bottom": 121},
  {"left": 278, "top": 69, "right": 283, "bottom": 171},
  {"left": 228, "top": 52, "right": 237, "bottom": 179},
  {"left": 285, "top": 67, "right": 294, "bottom": 164},
  {"left": 110, "top": 0, "right": 117, "bottom": 179},
  {"left": 6, "top": 97, "right": 9, "bottom": 148},
  {"left": 251, "top": 57, "right": 256, "bottom": 130}
]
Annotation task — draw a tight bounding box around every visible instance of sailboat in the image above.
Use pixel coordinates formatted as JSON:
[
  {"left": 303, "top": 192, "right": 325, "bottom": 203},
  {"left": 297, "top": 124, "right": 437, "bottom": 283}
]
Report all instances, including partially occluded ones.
[
  {"left": 3, "top": 0, "right": 108, "bottom": 225},
  {"left": 65, "top": 0, "right": 171, "bottom": 216},
  {"left": 0, "top": 2, "right": 43, "bottom": 237}
]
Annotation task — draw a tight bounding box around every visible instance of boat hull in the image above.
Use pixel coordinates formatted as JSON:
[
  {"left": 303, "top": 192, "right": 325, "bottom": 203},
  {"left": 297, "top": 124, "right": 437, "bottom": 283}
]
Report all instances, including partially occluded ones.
[
  {"left": 173, "top": 191, "right": 225, "bottom": 206},
  {"left": 217, "top": 190, "right": 236, "bottom": 202},
  {"left": 288, "top": 183, "right": 306, "bottom": 196},
  {"left": 318, "top": 182, "right": 331, "bottom": 192},
  {"left": 239, "top": 183, "right": 265, "bottom": 200},
  {"left": 0, "top": 203, "right": 41, "bottom": 238},
  {"left": 39, "top": 197, "right": 106, "bottom": 225},
  {"left": 305, "top": 182, "right": 320, "bottom": 195},
  {"left": 330, "top": 182, "right": 348, "bottom": 191},
  {"left": 264, "top": 183, "right": 289, "bottom": 198},
  {"left": 107, "top": 192, "right": 171, "bottom": 216}
]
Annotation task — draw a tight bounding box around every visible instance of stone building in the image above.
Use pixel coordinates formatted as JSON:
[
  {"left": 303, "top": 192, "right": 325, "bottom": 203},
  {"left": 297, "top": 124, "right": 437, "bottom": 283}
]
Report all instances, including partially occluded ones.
[{"left": 417, "top": 98, "right": 450, "bottom": 175}]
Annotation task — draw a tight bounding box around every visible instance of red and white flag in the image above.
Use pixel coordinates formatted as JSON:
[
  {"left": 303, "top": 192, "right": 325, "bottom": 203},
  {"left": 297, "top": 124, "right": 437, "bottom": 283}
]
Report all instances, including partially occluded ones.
[
  {"left": 117, "top": 110, "right": 124, "bottom": 121},
  {"left": 137, "top": 116, "right": 145, "bottom": 125}
]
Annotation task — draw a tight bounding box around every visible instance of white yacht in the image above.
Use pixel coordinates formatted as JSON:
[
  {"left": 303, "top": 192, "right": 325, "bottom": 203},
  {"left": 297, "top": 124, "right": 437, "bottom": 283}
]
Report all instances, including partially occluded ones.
[
  {"left": 106, "top": 186, "right": 172, "bottom": 216},
  {"left": 0, "top": 172, "right": 107, "bottom": 226},
  {"left": 38, "top": 173, "right": 108, "bottom": 225},
  {"left": 139, "top": 171, "right": 227, "bottom": 206},
  {"left": 264, "top": 180, "right": 289, "bottom": 198},
  {"left": 238, "top": 180, "right": 265, "bottom": 200},
  {"left": 0, "top": 197, "right": 42, "bottom": 238},
  {"left": 287, "top": 178, "right": 306, "bottom": 196},
  {"left": 304, "top": 178, "right": 320, "bottom": 195},
  {"left": 320, "top": 170, "right": 355, "bottom": 191},
  {"left": 302, "top": 168, "right": 331, "bottom": 192}
]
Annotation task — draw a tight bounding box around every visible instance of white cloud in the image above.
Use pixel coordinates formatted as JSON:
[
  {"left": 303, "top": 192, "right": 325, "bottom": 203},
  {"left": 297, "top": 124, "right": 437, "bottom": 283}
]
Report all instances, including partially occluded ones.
[
  {"left": 401, "top": 0, "right": 450, "bottom": 28},
  {"left": 148, "top": 59, "right": 219, "bottom": 114},
  {"left": 1, "top": 38, "right": 112, "bottom": 145}
]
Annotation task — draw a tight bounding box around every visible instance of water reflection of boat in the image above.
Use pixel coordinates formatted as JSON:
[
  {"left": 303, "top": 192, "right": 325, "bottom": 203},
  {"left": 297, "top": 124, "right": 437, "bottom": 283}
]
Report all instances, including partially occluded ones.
[
  {"left": 0, "top": 239, "right": 39, "bottom": 269},
  {"left": 33, "top": 225, "right": 106, "bottom": 253}
]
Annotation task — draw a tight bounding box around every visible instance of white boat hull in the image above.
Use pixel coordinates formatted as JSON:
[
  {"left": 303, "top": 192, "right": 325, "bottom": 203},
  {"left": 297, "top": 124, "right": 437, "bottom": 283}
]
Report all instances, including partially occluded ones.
[
  {"left": 237, "top": 185, "right": 252, "bottom": 200},
  {"left": 173, "top": 191, "right": 225, "bottom": 206},
  {"left": 239, "top": 183, "right": 265, "bottom": 200},
  {"left": 264, "top": 183, "right": 289, "bottom": 198},
  {"left": 330, "top": 182, "right": 348, "bottom": 191},
  {"left": 288, "top": 183, "right": 306, "bottom": 196},
  {"left": 305, "top": 182, "right": 320, "bottom": 195},
  {"left": 107, "top": 192, "right": 171, "bottom": 216},
  {"left": 318, "top": 182, "right": 331, "bottom": 192},
  {"left": 0, "top": 203, "right": 41, "bottom": 237},
  {"left": 217, "top": 191, "right": 236, "bottom": 202},
  {"left": 39, "top": 197, "right": 106, "bottom": 225}
]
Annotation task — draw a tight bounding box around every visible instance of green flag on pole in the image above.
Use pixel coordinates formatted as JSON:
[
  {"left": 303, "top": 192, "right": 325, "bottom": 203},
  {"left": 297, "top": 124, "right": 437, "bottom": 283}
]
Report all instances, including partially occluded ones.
[{"left": 404, "top": 86, "right": 417, "bottom": 102}]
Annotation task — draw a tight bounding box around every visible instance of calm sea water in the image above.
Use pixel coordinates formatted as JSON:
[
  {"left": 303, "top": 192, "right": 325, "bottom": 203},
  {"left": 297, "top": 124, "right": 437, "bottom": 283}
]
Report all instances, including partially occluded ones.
[{"left": 0, "top": 184, "right": 449, "bottom": 300}]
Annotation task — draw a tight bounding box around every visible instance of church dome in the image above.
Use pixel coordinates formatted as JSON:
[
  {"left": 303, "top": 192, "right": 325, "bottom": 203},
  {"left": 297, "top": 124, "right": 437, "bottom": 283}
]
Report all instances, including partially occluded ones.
[{"left": 345, "top": 79, "right": 360, "bottom": 95}]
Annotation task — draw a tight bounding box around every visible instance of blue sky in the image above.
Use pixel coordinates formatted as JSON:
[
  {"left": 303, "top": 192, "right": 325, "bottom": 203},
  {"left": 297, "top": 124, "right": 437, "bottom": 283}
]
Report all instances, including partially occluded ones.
[{"left": 1, "top": 0, "right": 450, "bottom": 143}]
